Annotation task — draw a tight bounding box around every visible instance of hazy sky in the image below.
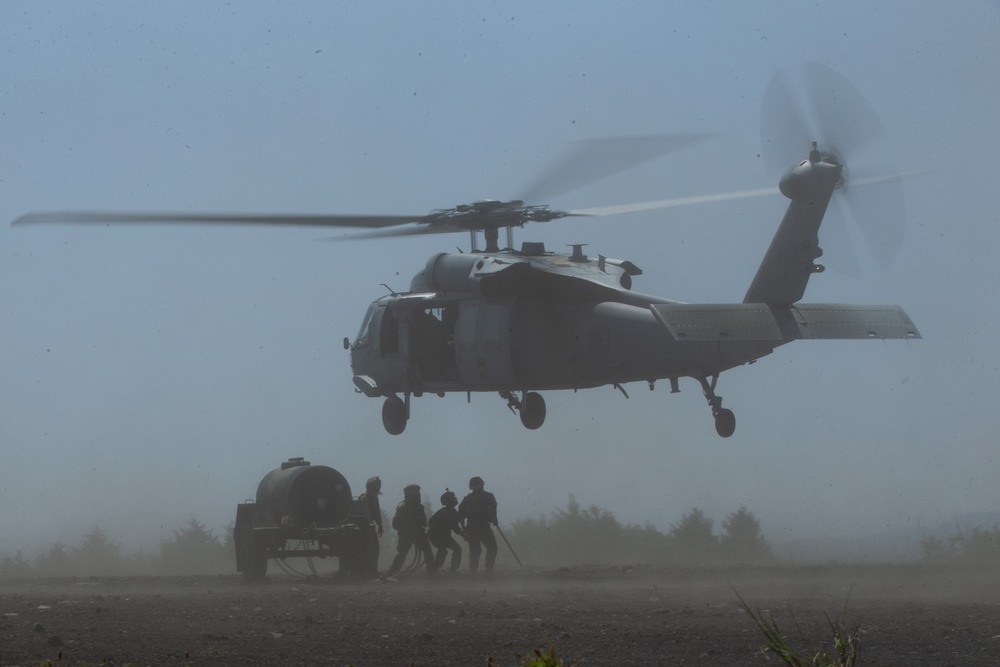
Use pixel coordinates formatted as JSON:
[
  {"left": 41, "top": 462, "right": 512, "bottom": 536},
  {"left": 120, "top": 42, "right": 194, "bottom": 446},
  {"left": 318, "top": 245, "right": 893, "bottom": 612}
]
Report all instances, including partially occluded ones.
[{"left": 2, "top": 2, "right": 998, "bottom": 559}]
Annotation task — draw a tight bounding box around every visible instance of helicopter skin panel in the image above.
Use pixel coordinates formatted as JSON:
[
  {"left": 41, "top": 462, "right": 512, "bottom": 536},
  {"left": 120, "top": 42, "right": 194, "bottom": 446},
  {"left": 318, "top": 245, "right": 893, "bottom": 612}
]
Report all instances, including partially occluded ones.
[
  {"left": 650, "top": 303, "right": 785, "bottom": 341},
  {"left": 649, "top": 302, "right": 920, "bottom": 342},
  {"left": 787, "top": 304, "right": 921, "bottom": 340}
]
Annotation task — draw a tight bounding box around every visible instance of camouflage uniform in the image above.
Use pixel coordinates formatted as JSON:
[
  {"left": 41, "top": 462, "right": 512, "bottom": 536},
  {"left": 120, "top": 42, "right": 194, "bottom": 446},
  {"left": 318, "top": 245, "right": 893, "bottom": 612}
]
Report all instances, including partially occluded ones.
[
  {"left": 428, "top": 490, "right": 466, "bottom": 572},
  {"left": 356, "top": 476, "right": 383, "bottom": 575},
  {"left": 458, "top": 477, "right": 498, "bottom": 573},
  {"left": 386, "top": 484, "right": 435, "bottom": 576}
]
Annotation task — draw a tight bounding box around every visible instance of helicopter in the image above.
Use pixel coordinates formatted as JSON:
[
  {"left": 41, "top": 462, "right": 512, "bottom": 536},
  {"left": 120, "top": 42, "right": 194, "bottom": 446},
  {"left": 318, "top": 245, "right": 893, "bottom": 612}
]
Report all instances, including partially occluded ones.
[{"left": 13, "top": 63, "right": 920, "bottom": 437}]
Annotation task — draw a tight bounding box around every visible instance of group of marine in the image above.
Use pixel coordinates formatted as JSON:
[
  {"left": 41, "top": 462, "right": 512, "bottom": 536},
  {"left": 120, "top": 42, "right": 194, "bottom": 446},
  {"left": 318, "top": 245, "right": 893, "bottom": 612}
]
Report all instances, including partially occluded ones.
[{"left": 358, "top": 474, "right": 500, "bottom": 577}]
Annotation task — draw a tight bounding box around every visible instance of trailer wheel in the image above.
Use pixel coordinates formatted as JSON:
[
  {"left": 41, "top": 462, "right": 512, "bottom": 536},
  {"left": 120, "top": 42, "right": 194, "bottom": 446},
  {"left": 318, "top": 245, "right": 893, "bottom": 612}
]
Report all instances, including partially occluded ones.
[
  {"left": 239, "top": 530, "right": 268, "bottom": 582},
  {"left": 350, "top": 524, "right": 380, "bottom": 578}
]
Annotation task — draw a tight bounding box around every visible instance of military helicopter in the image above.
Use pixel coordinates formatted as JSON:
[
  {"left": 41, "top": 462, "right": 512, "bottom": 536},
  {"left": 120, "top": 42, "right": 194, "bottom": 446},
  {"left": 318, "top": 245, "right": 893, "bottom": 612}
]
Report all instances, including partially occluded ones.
[{"left": 13, "top": 63, "right": 920, "bottom": 437}]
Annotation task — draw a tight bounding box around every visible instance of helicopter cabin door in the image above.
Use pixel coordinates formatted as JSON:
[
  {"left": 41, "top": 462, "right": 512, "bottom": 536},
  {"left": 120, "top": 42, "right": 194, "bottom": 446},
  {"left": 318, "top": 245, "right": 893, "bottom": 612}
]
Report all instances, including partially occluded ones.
[{"left": 454, "top": 302, "right": 514, "bottom": 387}]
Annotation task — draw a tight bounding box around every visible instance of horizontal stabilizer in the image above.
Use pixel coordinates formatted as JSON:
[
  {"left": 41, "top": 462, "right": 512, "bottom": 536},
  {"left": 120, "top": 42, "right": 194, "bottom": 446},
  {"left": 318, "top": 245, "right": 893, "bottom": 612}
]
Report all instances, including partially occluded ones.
[
  {"left": 650, "top": 303, "right": 920, "bottom": 341},
  {"left": 787, "top": 304, "right": 921, "bottom": 340},
  {"left": 650, "top": 304, "right": 785, "bottom": 341}
]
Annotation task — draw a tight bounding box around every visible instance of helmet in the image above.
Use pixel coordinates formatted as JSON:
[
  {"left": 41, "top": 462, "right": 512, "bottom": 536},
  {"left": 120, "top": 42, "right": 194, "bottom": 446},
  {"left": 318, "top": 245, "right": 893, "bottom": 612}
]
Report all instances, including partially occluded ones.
[
  {"left": 440, "top": 489, "right": 457, "bottom": 506},
  {"left": 469, "top": 476, "right": 484, "bottom": 490},
  {"left": 403, "top": 483, "right": 421, "bottom": 500},
  {"left": 366, "top": 476, "right": 382, "bottom": 493}
]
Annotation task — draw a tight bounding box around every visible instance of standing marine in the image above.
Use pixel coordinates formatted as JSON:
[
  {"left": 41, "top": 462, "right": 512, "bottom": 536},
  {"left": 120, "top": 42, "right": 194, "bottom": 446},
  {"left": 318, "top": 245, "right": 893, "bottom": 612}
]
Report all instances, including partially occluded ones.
[
  {"left": 458, "top": 476, "right": 498, "bottom": 575},
  {"left": 386, "top": 483, "right": 436, "bottom": 577},
  {"left": 357, "top": 476, "right": 383, "bottom": 575},
  {"left": 427, "top": 489, "right": 466, "bottom": 573}
]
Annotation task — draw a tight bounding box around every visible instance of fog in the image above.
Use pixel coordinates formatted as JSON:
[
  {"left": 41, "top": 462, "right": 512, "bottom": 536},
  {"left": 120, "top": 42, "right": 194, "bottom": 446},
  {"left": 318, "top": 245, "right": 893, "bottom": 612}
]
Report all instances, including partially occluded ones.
[{"left": 1, "top": 2, "right": 997, "bottom": 563}]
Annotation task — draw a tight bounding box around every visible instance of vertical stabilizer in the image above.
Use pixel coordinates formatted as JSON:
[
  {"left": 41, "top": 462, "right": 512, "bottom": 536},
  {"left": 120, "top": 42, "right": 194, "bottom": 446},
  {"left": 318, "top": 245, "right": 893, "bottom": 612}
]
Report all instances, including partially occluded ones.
[{"left": 743, "top": 148, "right": 842, "bottom": 306}]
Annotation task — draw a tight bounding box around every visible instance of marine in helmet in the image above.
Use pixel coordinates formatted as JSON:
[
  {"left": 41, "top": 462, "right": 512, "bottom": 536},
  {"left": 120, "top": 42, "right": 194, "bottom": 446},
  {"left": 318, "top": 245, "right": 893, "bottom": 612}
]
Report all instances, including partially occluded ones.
[
  {"left": 457, "top": 476, "right": 498, "bottom": 575},
  {"left": 359, "top": 476, "right": 384, "bottom": 537},
  {"left": 427, "top": 489, "right": 467, "bottom": 573},
  {"left": 386, "top": 483, "right": 436, "bottom": 577},
  {"left": 356, "top": 475, "right": 383, "bottom": 576}
]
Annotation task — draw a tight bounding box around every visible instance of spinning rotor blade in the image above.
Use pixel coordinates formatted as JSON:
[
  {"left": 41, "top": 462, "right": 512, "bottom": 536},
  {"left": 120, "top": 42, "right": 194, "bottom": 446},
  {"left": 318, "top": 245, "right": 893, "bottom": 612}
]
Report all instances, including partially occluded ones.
[
  {"left": 761, "top": 62, "right": 884, "bottom": 174},
  {"left": 760, "top": 61, "right": 905, "bottom": 276},
  {"left": 520, "top": 133, "right": 714, "bottom": 203},
  {"left": 328, "top": 223, "right": 481, "bottom": 241},
  {"left": 13, "top": 134, "right": 712, "bottom": 238},
  {"left": 337, "top": 184, "right": 789, "bottom": 238},
  {"left": 569, "top": 186, "right": 779, "bottom": 217},
  {"left": 12, "top": 210, "right": 426, "bottom": 229},
  {"left": 567, "top": 170, "right": 924, "bottom": 221}
]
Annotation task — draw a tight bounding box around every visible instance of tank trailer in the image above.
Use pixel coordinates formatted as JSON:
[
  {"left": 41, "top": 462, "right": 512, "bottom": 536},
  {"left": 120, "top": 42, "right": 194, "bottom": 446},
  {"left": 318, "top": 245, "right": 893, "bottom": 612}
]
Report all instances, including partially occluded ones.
[{"left": 234, "top": 458, "right": 378, "bottom": 581}]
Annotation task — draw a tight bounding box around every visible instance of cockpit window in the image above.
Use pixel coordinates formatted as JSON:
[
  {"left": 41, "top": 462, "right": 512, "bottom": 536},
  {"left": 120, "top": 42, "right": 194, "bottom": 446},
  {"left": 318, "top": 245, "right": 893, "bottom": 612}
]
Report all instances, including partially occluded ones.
[{"left": 355, "top": 304, "right": 377, "bottom": 346}]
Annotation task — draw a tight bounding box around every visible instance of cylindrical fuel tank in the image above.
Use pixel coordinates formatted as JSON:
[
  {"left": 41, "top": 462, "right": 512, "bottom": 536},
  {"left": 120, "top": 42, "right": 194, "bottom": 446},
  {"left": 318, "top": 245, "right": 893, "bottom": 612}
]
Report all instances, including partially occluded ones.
[{"left": 255, "top": 460, "right": 353, "bottom": 526}]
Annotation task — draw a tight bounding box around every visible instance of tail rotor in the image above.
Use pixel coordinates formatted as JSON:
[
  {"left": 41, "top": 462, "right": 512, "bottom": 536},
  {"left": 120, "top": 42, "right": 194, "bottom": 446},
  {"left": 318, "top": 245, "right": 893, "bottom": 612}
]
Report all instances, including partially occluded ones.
[{"left": 760, "top": 61, "right": 907, "bottom": 277}]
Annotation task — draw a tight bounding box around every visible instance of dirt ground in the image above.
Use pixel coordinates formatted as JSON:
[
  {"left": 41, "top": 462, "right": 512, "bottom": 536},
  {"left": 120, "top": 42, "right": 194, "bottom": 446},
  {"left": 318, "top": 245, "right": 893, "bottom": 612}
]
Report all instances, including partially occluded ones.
[{"left": 2, "top": 564, "right": 999, "bottom": 666}]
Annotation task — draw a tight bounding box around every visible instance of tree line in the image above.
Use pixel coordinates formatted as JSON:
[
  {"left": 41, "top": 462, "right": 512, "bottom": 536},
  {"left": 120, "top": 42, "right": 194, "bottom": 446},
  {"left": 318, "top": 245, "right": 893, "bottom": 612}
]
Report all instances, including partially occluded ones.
[
  {"left": 9, "top": 498, "right": 997, "bottom": 577},
  {"left": 505, "top": 497, "right": 773, "bottom": 567},
  {"left": 921, "top": 526, "right": 1000, "bottom": 566},
  {"left": 0, "top": 518, "right": 234, "bottom": 578},
  {"left": 0, "top": 499, "right": 776, "bottom": 577}
]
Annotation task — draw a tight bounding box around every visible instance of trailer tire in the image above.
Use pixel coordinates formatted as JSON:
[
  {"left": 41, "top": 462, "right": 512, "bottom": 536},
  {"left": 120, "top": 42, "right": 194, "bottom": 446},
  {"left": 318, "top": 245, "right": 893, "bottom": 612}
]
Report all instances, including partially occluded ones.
[{"left": 239, "top": 530, "right": 268, "bottom": 583}]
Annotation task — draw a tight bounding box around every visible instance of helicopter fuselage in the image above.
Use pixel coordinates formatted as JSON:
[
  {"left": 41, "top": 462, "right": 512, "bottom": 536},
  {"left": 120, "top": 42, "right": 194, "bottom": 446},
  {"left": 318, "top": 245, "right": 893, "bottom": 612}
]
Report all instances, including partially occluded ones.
[
  {"left": 347, "top": 152, "right": 920, "bottom": 436},
  {"left": 348, "top": 266, "right": 779, "bottom": 398}
]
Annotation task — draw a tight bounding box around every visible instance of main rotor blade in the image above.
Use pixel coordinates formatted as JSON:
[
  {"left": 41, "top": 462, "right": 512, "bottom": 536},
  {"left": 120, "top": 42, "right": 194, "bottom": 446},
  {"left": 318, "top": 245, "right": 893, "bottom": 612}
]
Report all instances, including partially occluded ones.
[
  {"left": 12, "top": 211, "right": 427, "bottom": 229},
  {"left": 520, "top": 133, "right": 714, "bottom": 203},
  {"left": 563, "top": 171, "right": 931, "bottom": 232},
  {"left": 327, "top": 224, "right": 468, "bottom": 241},
  {"left": 568, "top": 186, "right": 779, "bottom": 217}
]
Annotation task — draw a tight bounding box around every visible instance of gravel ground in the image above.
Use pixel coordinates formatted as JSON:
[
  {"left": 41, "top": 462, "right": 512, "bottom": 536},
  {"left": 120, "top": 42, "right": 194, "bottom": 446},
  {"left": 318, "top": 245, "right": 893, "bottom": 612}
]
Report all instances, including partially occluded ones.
[{"left": 2, "top": 564, "right": 999, "bottom": 666}]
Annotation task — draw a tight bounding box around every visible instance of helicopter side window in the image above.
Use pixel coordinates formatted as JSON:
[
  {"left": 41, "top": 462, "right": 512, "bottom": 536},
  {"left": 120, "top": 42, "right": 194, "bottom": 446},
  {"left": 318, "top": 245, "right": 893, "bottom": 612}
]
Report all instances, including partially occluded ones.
[{"left": 380, "top": 308, "right": 399, "bottom": 355}]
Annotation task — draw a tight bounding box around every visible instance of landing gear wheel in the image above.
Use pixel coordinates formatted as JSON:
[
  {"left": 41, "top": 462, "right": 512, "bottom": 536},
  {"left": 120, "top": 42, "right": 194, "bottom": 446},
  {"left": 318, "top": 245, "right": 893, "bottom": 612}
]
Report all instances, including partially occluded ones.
[
  {"left": 714, "top": 408, "right": 736, "bottom": 438},
  {"left": 382, "top": 395, "right": 408, "bottom": 435},
  {"left": 520, "top": 392, "right": 546, "bottom": 430}
]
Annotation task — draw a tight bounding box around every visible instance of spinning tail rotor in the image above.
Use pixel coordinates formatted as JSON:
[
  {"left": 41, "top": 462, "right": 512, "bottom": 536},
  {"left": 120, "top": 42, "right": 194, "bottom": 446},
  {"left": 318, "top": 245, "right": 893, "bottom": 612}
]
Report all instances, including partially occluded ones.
[{"left": 760, "top": 61, "right": 907, "bottom": 276}]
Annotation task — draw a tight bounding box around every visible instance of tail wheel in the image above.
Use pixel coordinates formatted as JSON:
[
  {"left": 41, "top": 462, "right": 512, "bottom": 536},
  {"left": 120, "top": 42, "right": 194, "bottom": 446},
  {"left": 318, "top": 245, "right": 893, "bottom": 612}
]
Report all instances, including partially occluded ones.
[
  {"left": 382, "top": 395, "right": 408, "bottom": 435},
  {"left": 520, "top": 392, "right": 546, "bottom": 430},
  {"left": 714, "top": 408, "right": 736, "bottom": 438}
]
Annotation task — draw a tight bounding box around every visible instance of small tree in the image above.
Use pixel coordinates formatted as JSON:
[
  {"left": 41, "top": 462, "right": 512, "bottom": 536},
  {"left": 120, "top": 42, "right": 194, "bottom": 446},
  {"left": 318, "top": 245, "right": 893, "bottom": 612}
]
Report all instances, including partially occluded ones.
[
  {"left": 959, "top": 527, "right": 1000, "bottom": 565},
  {"left": 35, "top": 542, "right": 72, "bottom": 577},
  {"left": 920, "top": 535, "right": 955, "bottom": 564},
  {"left": 0, "top": 551, "right": 32, "bottom": 578},
  {"left": 720, "top": 506, "right": 772, "bottom": 564},
  {"left": 669, "top": 508, "right": 717, "bottom": 562},
  {"left": 158, "top": 517, "right": 228, "bottom": 575},
  {"left": 549, "top": 494, "right": 624, "bottom": 564},
  {"left": 75, "top": 526, "right": 123, "bottom": 576},
  {"left": 920, "top": 524, "right": 1000, "bottom": 566}
]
